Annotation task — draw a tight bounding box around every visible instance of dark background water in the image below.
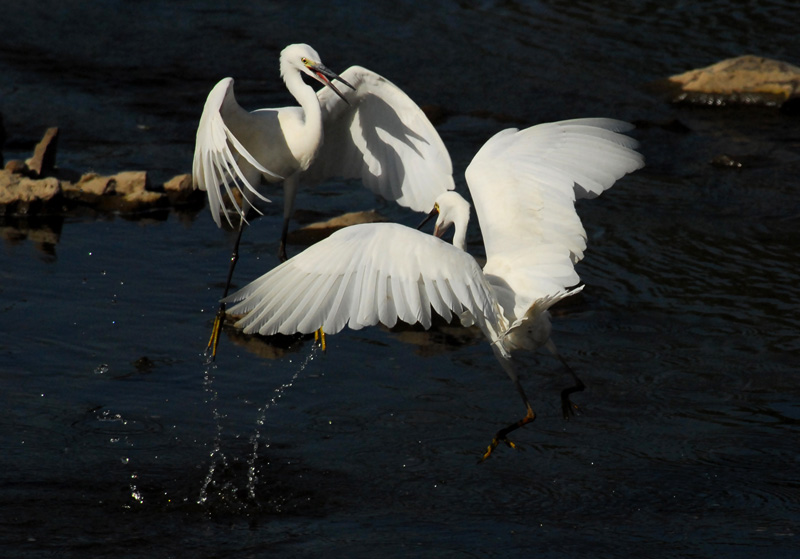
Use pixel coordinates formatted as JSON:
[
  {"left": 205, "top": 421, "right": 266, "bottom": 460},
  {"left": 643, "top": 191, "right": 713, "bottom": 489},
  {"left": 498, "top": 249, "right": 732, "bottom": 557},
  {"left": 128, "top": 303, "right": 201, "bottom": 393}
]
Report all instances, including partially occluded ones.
[{"left": 1, "top": 1, "right": 799, "bottom": 557}]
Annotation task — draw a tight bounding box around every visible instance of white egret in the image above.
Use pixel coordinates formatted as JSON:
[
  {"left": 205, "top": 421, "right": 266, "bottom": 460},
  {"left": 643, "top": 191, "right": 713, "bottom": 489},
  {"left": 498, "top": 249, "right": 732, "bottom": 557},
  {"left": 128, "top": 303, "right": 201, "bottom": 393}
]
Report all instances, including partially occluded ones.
[
  {"left": 193, "top": 43, "right": 454, "bottom": 357},
  {"left": 223, "top": 118, "right": 644, "bottom": 460}
]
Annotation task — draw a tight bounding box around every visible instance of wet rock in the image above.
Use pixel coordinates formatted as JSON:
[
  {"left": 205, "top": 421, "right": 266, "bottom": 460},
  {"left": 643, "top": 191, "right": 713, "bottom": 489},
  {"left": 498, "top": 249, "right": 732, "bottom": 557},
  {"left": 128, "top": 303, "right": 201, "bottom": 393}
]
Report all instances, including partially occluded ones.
[
  {"left": 26, "top": 127, "right": 59, "bottom": 177},
  {"left": 112, "top": 170, "right": 149, "bottom": 195},
  {"left": 287, "top": 209, "right": 388, "bottom": 244},
  {"left": 663, "top": 55, "right": 800, "bottom": 108},
  {"left": 71, "top": 173, "right": 114, "bottom": 196},
  {"left": 5, "top": 159, "right": 27, "bottom": 174},
  {"left": 0, "top": 124, "right": 202, "bottom": 218},
  {"left": 63, "top": 170, "right": 167, "bottom": 211},
  {"left": 164, "top": 173, "right": 192, "bottom": 192},
  {"left": 163, "top": 173, "right": 203, "bottom": 205},
  {"left": 120, "top": 189, "right": 164, "bottom": 209},
  {"left": 0, "top": 171, "right": 62, "bottom": 215}
]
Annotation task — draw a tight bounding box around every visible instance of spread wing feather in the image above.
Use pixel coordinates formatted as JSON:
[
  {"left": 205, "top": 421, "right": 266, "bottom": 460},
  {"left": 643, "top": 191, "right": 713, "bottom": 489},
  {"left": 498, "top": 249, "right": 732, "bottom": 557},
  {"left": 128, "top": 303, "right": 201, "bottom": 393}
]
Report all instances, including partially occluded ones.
[
  {"left": 224, "top": 223, "right": 506, "bottom": 340},
  {"left": 303, "top": 66, "right": 455, "bottom": 212}
]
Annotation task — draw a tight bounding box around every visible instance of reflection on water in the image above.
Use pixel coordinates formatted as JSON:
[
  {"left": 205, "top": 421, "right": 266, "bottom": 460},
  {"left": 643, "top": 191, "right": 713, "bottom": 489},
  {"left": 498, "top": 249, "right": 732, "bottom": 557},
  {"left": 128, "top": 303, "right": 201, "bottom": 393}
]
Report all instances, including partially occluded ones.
[{"left": 1, "top": 0, "right": 799, "bottom": 557}]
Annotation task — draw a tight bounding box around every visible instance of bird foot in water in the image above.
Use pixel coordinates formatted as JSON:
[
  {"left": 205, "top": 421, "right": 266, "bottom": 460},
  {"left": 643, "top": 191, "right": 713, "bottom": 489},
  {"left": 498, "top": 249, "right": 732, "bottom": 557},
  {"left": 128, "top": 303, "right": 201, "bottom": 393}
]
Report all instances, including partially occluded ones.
[
  {"left": 477, "top": 406, "right": 536, "bottom": 463},
  {"left": 204, "top": 306, "right": 227, "bottom": 361},
  {"left": 560, "top": 378, "right": 585, "bottom": 419},
  {"left": 314, "top": 328, "right": 326, "bottom": 352},
  {"left": 479, "top": 436, "right": 520, "bottom": 463}
]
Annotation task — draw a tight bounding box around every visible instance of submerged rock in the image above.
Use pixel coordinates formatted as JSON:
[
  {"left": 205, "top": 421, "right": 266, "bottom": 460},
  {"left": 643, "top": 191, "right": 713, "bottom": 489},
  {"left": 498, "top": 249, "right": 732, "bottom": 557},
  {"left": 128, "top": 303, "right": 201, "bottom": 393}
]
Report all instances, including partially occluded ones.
[
  {"left": 662, "top": 55, "right": 800, "bottom": 108},
  {"left": 287, "top": 209, "right": 388, "bottom": 244}
]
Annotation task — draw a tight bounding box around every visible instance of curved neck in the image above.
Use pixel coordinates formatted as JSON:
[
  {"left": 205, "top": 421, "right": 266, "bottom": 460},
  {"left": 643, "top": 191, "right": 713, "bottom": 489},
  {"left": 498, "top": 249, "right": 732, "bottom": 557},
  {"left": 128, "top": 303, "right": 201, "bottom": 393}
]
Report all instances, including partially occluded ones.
[
  {"left": 452, "top": 213, "right": 468, "bottom": 252},
  {"left": 284, "top": 70, "right": 322, "bottom": 128},
  {"left": 282, "top": 70, "right": 324, "bottom": 166}
]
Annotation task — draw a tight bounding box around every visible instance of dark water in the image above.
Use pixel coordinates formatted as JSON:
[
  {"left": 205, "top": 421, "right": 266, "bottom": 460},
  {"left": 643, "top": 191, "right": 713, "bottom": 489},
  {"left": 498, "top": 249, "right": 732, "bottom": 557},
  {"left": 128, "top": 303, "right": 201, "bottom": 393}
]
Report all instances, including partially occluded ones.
[{"left": 2, "top": 1, "right": 799, "bottom": 557}]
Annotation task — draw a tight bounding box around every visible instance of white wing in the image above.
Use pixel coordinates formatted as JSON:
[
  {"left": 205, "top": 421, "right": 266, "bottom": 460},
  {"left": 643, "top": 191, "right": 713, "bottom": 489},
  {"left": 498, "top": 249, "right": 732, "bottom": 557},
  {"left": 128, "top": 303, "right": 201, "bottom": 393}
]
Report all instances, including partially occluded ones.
[
  {"left": 191, "top": 78, "right": 278, "bottom": 227},
  {"left": 302, "top": 66, "right": 454, "bottom": 212},
  {"left": 224, "top": 223, "right": 505, "bottom": 341},
  {"left": 466, "top": 118, "right": 644, "bottom": 312}
]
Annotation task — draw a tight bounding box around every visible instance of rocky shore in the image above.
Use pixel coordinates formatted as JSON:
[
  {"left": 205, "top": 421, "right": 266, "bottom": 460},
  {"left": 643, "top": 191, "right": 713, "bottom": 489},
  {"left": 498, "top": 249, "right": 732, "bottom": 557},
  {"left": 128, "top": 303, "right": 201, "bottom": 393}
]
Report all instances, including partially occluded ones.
[{"left": 0, "top": 126, "right": 202, "bottom": 217}]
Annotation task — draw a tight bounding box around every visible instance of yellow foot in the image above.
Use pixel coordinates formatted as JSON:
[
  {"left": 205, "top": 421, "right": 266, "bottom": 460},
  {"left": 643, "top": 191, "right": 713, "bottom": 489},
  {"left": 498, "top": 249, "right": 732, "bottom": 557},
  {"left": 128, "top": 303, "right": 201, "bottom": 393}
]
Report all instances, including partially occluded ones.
[
  {"left": 205, "top": 307, "right": 226, "bottom": 361},
  {"left": 314, "top": 328, "right": 326, "bottom": 352},
  {"left": 478, "top": 405, "right": 536, "bottom": 463},
  {"left": 479, "top": 437, "right": 518, "bottom": 463}
]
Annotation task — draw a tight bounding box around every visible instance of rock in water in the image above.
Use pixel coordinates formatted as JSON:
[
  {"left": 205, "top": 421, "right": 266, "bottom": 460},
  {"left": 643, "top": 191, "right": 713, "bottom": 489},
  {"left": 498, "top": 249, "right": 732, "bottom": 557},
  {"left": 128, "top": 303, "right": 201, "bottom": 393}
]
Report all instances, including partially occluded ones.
[
  {"left": 665, "top": 55, "right": 800, "bottom": 107},
  {"left": 26, "top": 127, "right": 60, "bottom": 177}
]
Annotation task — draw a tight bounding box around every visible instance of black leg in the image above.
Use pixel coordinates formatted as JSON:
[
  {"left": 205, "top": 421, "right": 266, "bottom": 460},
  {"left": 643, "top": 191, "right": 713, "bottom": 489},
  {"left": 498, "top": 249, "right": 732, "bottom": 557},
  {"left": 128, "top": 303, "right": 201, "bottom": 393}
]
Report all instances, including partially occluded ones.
[
  {"left": 479, "top": 402, "right": 536, "bottom": 463},
  {"left": 205, "top": 215, "right": 246, "bottom": 361},
  {"left": 556, "top": 353, "right": 585, "bottom": 419},
  {"left": 278, "top": 216, "right": 290, "bottom": 263},
  {"left": 479, "top": 376, "right": 536, "bottom": 462}
]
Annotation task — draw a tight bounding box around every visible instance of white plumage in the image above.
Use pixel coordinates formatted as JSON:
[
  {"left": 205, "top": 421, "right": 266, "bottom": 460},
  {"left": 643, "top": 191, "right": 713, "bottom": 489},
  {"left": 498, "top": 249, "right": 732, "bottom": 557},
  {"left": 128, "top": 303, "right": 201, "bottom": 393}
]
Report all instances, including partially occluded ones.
[
  {"left": 192, "top": 44, "right": 454, "bottom": 247},
  {"left": 194, "top": 43, "right": 454, "bottom": 359},
  {"left": 225, "top": 118, "right": 645, "bottom": 459}
]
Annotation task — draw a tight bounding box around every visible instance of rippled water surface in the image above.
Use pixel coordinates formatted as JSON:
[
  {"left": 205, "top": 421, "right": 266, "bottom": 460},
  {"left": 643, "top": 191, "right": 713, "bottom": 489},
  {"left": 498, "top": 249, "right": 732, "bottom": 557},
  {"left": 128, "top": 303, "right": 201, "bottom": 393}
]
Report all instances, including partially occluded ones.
[{"left": 1, "top": 1, "right": 799, "bottom": 557}]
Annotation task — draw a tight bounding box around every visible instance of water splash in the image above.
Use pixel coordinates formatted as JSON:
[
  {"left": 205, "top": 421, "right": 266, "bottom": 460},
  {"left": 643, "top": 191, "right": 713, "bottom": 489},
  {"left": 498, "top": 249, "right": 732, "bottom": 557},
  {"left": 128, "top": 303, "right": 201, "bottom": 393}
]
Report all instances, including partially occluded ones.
[
  {"left": 197, "top": 343, "right": 322, "bottom": 507},
  {"left": 129, "top": 473, "right": 144, "bottom": 505},
  {"left": 246, "top": 343, "right": 321, "bottom": 501},
  {"left": 197, "top": 358, "right": 228, "bottom": 505}
]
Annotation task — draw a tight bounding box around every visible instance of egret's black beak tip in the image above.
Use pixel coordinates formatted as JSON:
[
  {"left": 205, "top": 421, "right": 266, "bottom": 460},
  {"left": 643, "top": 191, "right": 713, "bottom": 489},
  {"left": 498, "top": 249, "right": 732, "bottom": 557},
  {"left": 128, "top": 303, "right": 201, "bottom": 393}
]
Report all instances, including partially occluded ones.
[
  {"left": 338, "top": 77, "right": 356, "bottom": 91},
  {"left": 417, "top": 207, "right": 438, "bottom": 230}
]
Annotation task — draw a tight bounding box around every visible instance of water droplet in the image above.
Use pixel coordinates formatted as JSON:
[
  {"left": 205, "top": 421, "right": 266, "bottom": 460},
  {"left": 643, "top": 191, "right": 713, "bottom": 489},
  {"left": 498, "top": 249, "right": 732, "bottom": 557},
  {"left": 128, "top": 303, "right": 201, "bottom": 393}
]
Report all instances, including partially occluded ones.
[{"left": 94, "top": 364, "right": 109, "bottom": 375}]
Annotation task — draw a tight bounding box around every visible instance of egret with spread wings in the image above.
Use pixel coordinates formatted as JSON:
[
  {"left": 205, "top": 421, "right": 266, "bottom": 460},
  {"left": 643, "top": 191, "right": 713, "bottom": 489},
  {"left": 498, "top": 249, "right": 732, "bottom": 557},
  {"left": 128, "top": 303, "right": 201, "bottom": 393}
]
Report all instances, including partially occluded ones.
[
  {"left": 193, "top": 43, "right": 454, "bottom": 358},
  {"left": 223, "top": 118, "right": 644, "bottom": 460}
]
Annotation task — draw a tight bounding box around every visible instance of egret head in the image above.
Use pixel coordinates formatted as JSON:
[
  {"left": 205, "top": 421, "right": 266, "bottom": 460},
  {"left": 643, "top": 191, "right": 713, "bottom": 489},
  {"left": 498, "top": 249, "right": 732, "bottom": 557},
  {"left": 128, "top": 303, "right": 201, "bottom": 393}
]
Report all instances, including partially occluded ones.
[
  {"left": 280, "top": 43, "right": 355, "bottom": 103},
  {"left": 418, "top": 191, "right": 470, "bottom": 250}
]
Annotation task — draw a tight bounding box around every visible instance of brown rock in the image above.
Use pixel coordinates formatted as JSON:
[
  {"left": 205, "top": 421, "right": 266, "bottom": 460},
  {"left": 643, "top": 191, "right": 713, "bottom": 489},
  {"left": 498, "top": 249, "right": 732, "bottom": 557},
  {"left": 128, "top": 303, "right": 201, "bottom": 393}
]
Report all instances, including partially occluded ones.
[
  {"left": 5, "top": 160, "right": 27, "bottom": 174},
  {"left": 163, "top": 173, "right": 192, "bottom": 192},
  {"left": 0, "top": 175, "right": 61, "bottom": 214},
  {"left": 123, "top": 190, "right": 163, "bottom": 205},
  {"left": 112, "top": 171, "right": 149, "bottom": 195},
  {"left": 72, "top": 173, "right": 114, "bottom": 196},
  {"left": 0, "top": 169, "right": 18, "bottom": 191},
  {"left": 667, "top": 55, "right": 800, "bottom": 107},
  {"left": 26, "top": 127, "right": 59, "bottom": 177},
  {"left": 93, "top": 189, "right": 166, "bottom": 213},
  {"left": 287, "top": 209, "right": 388, "bottom": 244}
]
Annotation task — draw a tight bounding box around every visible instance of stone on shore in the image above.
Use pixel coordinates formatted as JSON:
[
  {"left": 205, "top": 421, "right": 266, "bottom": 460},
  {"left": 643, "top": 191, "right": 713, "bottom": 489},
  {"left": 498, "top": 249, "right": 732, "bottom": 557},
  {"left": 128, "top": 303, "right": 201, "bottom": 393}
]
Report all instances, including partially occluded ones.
[{"left": 664, "top": 55, "right": 800, "bottom": 107}]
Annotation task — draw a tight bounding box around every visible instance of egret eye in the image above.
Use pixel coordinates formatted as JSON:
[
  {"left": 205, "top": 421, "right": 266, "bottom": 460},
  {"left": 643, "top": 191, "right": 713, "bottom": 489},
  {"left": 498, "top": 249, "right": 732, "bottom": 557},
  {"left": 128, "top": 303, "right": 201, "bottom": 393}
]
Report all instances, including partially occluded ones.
[{"left": 301, "top": 57, "right": 308, "bottom": 64}]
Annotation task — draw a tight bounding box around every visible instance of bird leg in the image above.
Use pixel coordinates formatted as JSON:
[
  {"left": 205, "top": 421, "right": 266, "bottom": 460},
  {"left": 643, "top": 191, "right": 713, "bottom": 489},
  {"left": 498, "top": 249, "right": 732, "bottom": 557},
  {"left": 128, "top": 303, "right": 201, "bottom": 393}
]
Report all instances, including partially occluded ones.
[
  {"left": 479, "top": 402, "right": 536, "bottom": 462},
  {"left": 479, "top": 375, "right": 536, "bottom": 462},
  {"left": 314, "top": 328, "right": 326, "bottom": 352},
  {"left": 205, "top": 214, "right": 247, "bottom": 361},
  {"left": 278, "top": 217, "right": 290, "bottom": 263},
  {"left": 278, "top": 175, "right": 298, "bottom": 263},
  {"left": 556, "top": 353, "right": 585, "bottom": 419}
]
